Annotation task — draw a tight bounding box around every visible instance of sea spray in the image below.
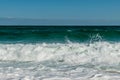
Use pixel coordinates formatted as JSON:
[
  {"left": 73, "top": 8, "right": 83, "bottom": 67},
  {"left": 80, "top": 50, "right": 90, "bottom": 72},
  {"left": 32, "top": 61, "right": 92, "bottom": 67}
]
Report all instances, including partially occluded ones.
[
  {"left": 0, "top": 41, "right": 120, "bottom": 67},
  {"left": 0, "top": 26, "right": 120, "bottom": 80}
]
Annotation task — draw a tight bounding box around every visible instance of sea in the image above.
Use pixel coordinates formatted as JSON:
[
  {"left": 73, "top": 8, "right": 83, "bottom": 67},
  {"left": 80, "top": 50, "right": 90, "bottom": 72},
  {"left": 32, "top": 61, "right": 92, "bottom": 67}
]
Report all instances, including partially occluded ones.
[{"left": 0, "top": 26, "right": 120, "bottom": 80}]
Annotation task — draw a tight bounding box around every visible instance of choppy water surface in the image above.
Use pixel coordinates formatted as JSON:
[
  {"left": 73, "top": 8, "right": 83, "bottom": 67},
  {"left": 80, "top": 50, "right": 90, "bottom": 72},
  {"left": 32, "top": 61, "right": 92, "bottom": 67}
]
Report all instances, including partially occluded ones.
[{"left": 0, "top": 26, "right": 120, "bottom": 80}]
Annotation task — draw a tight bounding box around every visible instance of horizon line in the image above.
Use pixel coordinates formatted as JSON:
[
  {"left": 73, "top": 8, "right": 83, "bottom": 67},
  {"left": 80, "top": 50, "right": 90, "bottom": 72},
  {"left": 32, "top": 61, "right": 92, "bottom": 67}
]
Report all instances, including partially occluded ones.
[{"left": 0, "top": 17, "right": 120, "bottom": 21}]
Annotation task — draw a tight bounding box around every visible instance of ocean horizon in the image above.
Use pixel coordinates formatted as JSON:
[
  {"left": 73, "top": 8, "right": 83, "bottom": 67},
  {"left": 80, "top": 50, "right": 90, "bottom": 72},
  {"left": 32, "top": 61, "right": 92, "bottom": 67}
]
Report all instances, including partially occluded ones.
[
  {"left": 0, "top": 18, "right": 120, "bottom": 25},
  {"left": 1, "top": 0, "right": 120, "bottom": 79}
]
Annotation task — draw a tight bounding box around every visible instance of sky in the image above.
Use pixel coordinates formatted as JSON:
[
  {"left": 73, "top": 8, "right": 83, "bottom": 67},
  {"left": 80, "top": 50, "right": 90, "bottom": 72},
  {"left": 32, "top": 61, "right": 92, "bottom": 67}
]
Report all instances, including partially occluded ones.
[{"left": 0, "top": 0, "right": 120, "bottom": 25}]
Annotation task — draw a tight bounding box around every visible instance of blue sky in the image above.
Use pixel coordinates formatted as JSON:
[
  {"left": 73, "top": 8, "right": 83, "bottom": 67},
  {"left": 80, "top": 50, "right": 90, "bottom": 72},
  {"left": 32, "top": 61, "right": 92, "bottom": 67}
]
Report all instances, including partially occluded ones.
[{"left": 0, "top": 0, "right": 120, "bottom": 20}]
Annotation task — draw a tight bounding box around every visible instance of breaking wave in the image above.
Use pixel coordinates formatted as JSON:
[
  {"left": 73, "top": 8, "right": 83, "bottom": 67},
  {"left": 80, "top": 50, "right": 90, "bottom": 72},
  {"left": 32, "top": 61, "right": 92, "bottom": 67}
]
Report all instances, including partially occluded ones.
[
  {"left": 0, "top": 41, "right": 120, "bottom": 67},
  {"left": 0, "top": 26, "right": 120, "bottom": 80}
]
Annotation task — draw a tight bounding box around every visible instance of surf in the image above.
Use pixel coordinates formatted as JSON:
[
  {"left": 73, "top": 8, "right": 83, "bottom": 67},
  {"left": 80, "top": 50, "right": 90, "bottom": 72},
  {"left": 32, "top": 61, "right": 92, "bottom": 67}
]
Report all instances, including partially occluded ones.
[
  {"left": 0, "top": 26, "right": 120, "bottom": 80},
  {"left": 0, "top": 41, "right": 120, "bottom": 67}
]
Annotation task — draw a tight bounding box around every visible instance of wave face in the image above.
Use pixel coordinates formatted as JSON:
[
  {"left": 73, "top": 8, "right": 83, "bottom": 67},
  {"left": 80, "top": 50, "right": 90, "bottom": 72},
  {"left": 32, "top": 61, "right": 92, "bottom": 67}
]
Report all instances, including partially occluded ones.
[
  {"left": 0, "top": 26, "right": 120, "bottom": 43},
  {"left": 0, "top": 26, "right": 120, "bottom": 80}
]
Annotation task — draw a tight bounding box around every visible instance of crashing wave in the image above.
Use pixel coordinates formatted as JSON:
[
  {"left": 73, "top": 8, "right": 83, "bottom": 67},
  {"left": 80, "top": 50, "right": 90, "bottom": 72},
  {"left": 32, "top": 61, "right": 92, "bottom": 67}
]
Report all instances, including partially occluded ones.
[{"left": 0, "top": 41, "right": 120, "bottom": 67}]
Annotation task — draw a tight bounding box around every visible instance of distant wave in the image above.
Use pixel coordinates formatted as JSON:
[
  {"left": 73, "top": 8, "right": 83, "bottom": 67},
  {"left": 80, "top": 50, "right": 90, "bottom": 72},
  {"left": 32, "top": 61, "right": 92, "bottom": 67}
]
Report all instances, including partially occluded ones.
[{"left": 0, "top": 26, "right": 120, "bottom": 43}]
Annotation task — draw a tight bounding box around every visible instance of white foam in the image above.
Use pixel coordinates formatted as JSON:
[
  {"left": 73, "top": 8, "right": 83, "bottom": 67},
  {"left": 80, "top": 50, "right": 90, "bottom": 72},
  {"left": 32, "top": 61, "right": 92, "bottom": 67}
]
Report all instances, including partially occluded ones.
[
  {"left": 0, "top": 42, "right": 120, "bottom": 66},
  {"left": 1, "top": 41, "right": 120, "bottom": 80},
  {"left": 0, "top": 65, "right": 120, "bottom": 80}
]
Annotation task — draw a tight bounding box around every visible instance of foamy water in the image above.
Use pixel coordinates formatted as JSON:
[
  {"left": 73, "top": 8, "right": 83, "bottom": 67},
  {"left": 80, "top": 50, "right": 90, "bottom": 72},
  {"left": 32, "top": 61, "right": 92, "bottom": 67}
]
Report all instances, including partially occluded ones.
[{"left": 0, "top": 41, "right": 120, "bottom": 80}]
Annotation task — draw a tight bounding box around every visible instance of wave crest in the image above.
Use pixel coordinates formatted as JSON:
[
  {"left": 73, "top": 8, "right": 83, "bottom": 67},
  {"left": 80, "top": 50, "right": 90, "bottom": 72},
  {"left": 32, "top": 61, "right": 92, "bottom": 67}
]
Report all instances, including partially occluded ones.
[{"left": 0, "top": 42, "right": 120, "bottom": 66}]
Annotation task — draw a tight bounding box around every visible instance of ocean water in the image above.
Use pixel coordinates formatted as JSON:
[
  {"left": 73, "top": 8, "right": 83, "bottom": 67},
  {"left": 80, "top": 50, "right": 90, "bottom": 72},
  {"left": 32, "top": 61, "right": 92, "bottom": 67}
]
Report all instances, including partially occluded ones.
[{"left": 0, "top": 26, "right": 120, "bottom": 80}]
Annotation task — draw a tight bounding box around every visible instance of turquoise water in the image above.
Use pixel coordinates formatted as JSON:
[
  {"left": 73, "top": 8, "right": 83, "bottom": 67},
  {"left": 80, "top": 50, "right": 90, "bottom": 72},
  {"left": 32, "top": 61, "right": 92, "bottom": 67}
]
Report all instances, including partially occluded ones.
[
  {"left": 0, "top": 26, "right": 120, "bottom": 43},
  {"left": 0, "top": 26, "right": 120, "bottom": 80}
]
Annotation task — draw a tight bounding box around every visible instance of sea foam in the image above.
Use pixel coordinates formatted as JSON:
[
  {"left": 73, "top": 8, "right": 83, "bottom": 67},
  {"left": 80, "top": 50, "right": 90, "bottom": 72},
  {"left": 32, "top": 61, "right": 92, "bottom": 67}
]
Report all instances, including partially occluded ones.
[
  {"left": 0, "top": 41, "right": 120, "bottom": 66},
  {"left": 0, "top": 41, "right": 120, "bottom": 80}
]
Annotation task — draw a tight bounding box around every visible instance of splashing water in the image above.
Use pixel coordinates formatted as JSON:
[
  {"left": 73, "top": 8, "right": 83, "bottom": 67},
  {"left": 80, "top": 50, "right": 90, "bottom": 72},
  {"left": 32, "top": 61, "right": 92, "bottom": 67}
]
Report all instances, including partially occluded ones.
[
  {"left": 0, "top": 26, "right": 120, "bottom": 80},
  {"left": 90, "top": 33, "right": 103, "bottom": 43},
  {"left": 0, "top": 41, "right": 120, "bottom": 80}
]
